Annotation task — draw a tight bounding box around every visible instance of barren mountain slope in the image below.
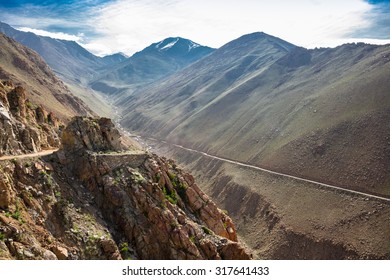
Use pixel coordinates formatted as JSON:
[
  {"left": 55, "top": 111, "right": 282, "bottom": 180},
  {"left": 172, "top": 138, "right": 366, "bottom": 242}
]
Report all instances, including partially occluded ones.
[
  {"left": 0, "top": 21, "right": 117, "bottom": 84},
  {"left": 0, "top": 33, "right": 92, "bottom": 120},
  {"left": 120, "top": 33, "right": 390, "bottom": 197}
]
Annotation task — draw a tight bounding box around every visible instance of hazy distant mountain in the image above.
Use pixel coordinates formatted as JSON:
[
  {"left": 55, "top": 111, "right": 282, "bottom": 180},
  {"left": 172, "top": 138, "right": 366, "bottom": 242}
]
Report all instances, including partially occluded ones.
[
  {"left": 119, "top": 32, "right": 390, "bottom": 198},
  {"left": 101, "top": 52, "right": 128, "bottom": 64},
  {"left": 0, "top": 21, "right": 117, "bottom": 84},
  {"left": 0, "top": 33, "right": 92, "bottom": 119},
  {"left": 90, "top": 37, "right": 215, "bottom": 95}
]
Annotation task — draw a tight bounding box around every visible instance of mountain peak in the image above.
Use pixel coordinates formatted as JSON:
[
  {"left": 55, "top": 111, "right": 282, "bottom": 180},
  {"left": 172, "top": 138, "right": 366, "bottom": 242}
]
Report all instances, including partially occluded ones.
[
  {"left": 155, "top": 37, "right": 180, "bottom": 50},
  {"left": 153, "top": 37, "right": 204, "bottom": 53}
]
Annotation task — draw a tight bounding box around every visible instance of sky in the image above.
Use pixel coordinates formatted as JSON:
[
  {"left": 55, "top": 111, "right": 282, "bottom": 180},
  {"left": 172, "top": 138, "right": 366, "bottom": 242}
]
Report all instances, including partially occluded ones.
[{"left": 0, "top": 0, "right": 389, "bottom": 56}]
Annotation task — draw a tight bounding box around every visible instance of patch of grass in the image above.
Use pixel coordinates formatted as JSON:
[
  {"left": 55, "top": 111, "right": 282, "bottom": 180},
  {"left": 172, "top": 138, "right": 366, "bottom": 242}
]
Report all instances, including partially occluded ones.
[
  {"left": 26, "top": 100, "right": 37, "bottom": 110},
  {"left": 202, "top": 226, "right": 213, "bottom": 235},
  {"left": 6, "top": 202, "right": 25, "bottom": 224},
  {"left": 54, "top": 191, "right": 61, "bottom": 199},
  {"left": 162, "top": 187, "right": 177, "bottom": 205},
  {"left": 71, "top": 225, "right": 81, "bottom": 234},
  {"left": 189, "top": 235, "right": 196, "bottom": 244},
  {"left": 167, "top": 171, "right": 176, "bottom": 181},
  {"left": 0, "top": 232, "right": 5, "bottom": 241},
  {"left": 41, "top": 170, "right": 54, "bottom": 188},
  {"left": 132, "top": 171, "right": 145, "bottom": 184},
  {"left": 119, "top": 242, "right": 129, "bottom": 253}
]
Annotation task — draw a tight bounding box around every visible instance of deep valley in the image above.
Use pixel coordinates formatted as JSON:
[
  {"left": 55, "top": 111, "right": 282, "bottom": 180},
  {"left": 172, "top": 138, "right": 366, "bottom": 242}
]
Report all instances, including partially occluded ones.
[{"left": 0, "top": 20, "right": 389, "bottom": 260}]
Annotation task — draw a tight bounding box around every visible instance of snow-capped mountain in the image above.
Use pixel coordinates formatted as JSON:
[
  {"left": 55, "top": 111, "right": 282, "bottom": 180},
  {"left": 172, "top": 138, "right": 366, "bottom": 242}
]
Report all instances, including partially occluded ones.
[
  {"left": 90, "top": 37, "right": 214, "bottom": 94},
  {"left": 136, "top": 37, "right": 214, "bottom": 64}
]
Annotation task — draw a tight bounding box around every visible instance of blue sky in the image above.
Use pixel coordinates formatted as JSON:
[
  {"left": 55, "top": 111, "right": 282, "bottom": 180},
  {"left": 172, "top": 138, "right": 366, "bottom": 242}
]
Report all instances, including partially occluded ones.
[{"left": 0, "top": 0, "right": 389, "bottom": 56}]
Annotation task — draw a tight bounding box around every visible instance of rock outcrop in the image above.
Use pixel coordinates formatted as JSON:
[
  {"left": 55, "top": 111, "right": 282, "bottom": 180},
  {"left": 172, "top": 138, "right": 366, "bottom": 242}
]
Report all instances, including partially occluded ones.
[
  {"left": 0, "top": 116, "right": 251, "bottom": 260},
  {"left": 0, "top": 80, "right": 61, "bottom": 156}
]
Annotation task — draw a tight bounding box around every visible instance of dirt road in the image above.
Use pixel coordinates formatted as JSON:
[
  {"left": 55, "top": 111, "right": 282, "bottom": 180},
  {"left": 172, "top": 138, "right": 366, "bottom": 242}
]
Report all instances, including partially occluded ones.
[
  {"left": 141, "top": 136, "right": 390, "bottom": 203},
  {"left": 0, "top": 149, "right": 58, "bottom": 161}
]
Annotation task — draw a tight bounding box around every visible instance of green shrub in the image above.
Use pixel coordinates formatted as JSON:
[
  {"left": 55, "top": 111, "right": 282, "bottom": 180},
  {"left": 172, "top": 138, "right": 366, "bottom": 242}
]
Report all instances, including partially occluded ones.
[
  {"left": 162, "top": 187, "right": 177, "bottom": 205},
  {"left": 202, "top": 226, "right": 213, "bottom": 235},
  {"left": 120, "top": 242, "right": 129, "bottom": 253}
]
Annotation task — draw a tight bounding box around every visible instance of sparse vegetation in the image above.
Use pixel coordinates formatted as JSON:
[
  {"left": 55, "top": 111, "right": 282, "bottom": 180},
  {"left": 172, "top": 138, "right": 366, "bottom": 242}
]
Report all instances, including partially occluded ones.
[
  {"left": 162, "top": 186, "right": 178, "bottom": 205},
  {"left": 54, "top": 191, "right": 61, "bottom": 199},
  {"left": 40, "top": 170, "right": 54, "bottom": 188},
  {"left": 202, "top": 226, "right": 213, "bottom": 235},
  {"left": 5, "top": 202, "right": 25, "bottom": 224},
  {"left": 26, "top": 100, "right": 37, "bottom": 110},
  {"left": 119, "top": 242, "right": 129, "bottom": 253},
  {"left": 132, "top": 171, "right": 145, "bottom": 184}
]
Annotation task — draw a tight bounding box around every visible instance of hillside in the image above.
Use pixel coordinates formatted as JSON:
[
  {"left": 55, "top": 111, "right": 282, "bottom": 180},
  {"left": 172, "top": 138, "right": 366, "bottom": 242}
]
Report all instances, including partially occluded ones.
[
  {"left": 119, "top": 33, "right": 390, "bottom": 198},
  {"left": 0, "top": 21, "right": 123, "bottom": 84},
  {"left": 0, "top": 33, "right": 92, "bottom": 120}
]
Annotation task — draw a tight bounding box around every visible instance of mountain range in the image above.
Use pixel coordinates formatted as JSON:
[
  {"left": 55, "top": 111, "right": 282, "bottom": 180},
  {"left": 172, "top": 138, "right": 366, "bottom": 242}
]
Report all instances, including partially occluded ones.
[
  {"left": 1, "top": 20, "right": 389, "bottom": 260},
  {"left": 0, "top": 28, "right": 248, "bottom": 260},
  {"left": 3, "top": 21, "right": 387, "bottom": 197},
  {"left": 90, "top": 37, "right": 214, "bottom": 97},
  {"left": 117, "top": 32, "right": 390, "bottom": 198}
]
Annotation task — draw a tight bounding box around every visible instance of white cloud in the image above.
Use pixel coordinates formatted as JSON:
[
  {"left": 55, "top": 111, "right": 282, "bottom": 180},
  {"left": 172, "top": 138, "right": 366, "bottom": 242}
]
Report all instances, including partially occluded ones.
[
  {"left": 16, "top": 27, "right": 84, "bottom": 43},
  {"left": 80, "top": 0, "right": 381, "bottom": 56},
  {"left": 5, "top": 0, "right": 390, "bottom": 56}
]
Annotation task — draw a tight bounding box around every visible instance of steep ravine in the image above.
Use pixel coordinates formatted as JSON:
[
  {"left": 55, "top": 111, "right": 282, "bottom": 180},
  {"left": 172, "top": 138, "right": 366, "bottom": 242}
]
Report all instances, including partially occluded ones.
[{"left": 143, "top": 139, "right": 390, "bottom": 259}]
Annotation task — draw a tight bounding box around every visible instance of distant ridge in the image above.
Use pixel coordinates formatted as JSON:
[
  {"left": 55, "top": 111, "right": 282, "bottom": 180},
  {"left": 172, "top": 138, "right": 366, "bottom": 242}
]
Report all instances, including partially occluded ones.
[
  {"left": 0, "top": 33, "right": 92, "bottom": 119},
  {"left": 0, "top": 21, "right": 123, "bottom": 84}
]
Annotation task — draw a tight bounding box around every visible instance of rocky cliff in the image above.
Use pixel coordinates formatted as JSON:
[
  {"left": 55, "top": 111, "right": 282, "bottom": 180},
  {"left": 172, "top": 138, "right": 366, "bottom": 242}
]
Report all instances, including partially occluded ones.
[
  {"left": 0, "top": 116, "right": 251, "bottom": 259},
  {"left": 0, "top": 80, "right": 61, "bottom": 156}
]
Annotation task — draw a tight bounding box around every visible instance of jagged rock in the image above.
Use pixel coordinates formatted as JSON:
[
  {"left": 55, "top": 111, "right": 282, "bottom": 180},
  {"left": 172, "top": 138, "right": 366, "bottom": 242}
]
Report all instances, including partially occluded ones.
[
  {"left": 42, "top": 249, "right": 58, "bottom": 260},
  {"left": 0, "top": 174, "right": 13, "bottom": 209},
  {"left": 0, "top": 80, "right": 61, "bottom": 155},
  {"left": 35, "top": 106, "right": 46, "bottom": 123},
  {"left": 100, "top": 239, "right": 122, "bottom": 260},
  {"left": 0, "top": 241, "right": 12, "bottom": 259},
  {"left": 61, "top": 116, "right": 125, "bottom": 153},
  {"left": 0, "top": 102, "right": 11, "bottom": 121},
  {"left": 218, "top": 242, "right": 252, "bottom": 260},
  {"left": 52, "top": 246, "right": 68, "bottom": 260},
  {"left": 0, "top": 116, "right": 251, "bottom": 260},
  {"left": 7, "top": 86, "right": 26, "bottom": 119}
]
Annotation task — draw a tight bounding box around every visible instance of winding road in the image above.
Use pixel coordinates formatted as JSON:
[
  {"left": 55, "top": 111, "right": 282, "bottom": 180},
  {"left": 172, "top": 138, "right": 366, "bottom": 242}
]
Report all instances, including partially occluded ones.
[
  {"left": 141, "top": 136, "right": 390, "bottom": 203},
  {"left": 0, "top": 149, "right": 58, "bottom": 161}
]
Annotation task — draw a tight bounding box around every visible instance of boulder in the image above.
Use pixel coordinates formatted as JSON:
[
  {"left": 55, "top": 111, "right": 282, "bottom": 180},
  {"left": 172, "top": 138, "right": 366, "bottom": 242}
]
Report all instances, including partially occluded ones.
[{"left": 61, "top": 117, "right": 126, "bottom": 153}]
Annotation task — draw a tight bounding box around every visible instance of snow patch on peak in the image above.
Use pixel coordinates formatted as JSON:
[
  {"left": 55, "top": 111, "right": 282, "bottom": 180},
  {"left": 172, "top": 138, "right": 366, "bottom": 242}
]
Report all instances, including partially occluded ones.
[
  {"left": 188, "top": 41, "right": 200, "bottom": 51},
  {"left": 155, "top": 40, "right": 164, "bottom": 49},
  {"left": 160, "top": 38, "right": 180, "bottom": 50}
]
